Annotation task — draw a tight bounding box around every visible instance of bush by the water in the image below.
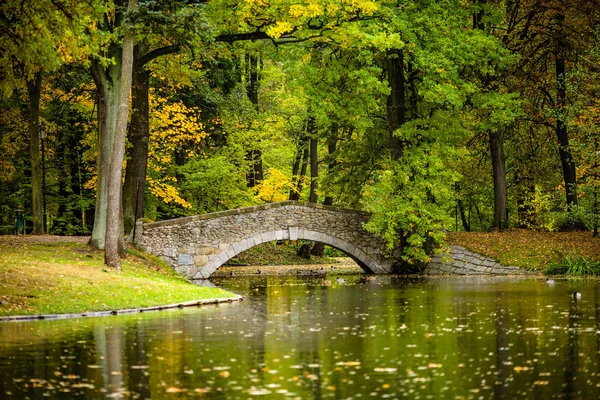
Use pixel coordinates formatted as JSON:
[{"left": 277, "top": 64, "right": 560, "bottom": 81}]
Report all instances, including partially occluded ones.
[{"left": 545, "top": 254, "right": 600, "bottom": 276}]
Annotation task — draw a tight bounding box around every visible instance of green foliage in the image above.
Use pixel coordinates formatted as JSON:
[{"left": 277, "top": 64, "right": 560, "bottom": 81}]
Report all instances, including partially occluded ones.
[
  {"left": 516, "top": 185, "right": 555, "bottom": 231},
  {"left": 180, "top": 156, "right": 254, "bottom": 213},
  {"left": 553, "top": 207, "right": 592, "bottom": 232},
  {"left": 363, "top": 139, "right": 461, "bottom": 264},
  {"left": 545, "top": 254, "right": 600, "bottom": 277}
]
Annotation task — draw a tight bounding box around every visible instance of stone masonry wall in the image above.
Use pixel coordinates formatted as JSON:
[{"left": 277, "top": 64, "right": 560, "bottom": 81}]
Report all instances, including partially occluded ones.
[
  {"left": 135, "top": 202, "right": 394, "bottom": 279},
  {"left": 424, "top": 245, "right": 530, "bottom": 276}
]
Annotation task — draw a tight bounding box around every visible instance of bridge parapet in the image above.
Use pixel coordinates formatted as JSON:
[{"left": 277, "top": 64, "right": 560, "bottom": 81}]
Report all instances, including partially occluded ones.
[{"left": 134, "top": 201, "right": 396, "bottom": 279}]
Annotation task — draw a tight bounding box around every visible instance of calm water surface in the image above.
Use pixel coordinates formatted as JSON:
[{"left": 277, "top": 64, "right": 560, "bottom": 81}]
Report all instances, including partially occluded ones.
[{"left": 1, "top": 275, "right": 600, "bottom": 399}]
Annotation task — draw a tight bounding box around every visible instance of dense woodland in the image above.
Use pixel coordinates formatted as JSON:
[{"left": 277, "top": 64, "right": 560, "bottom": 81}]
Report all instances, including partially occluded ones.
[{"left": 1, "top": 0, "right": 599, "bottom": 268}]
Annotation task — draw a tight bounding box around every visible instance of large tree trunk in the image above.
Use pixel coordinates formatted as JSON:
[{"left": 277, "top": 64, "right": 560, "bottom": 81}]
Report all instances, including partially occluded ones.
[
  {"left": 473, "top": 4, "right": 509, "bottom": 231},
  {"left": 123, "top": 55, "right": 149, "bottom": 235},
  {"left": 90, "top": 61, "right": 120, "bottom": 249},
  {"left": 27, "top": 72, "right": 44, "bottom": 235},
  {"left": 386, "top": 49, "right": 406, "bottom": 161},
  {"left": 555, "top": 16, "right": 578, "bottom": 209},
  {"left": 104, "top": 0, "right": 137, "bottom": 269},
  {"left": 490, "top": 131, "right": 508, "bottom": 230}
]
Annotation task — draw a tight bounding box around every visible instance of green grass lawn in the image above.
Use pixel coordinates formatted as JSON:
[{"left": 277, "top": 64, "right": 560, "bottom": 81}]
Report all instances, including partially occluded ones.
[
  {"left": 0, "top": 236, "right": 236, "bottom": 317},
  {"left": 447, "top": 230, "right": 600, "bottom": 271}
]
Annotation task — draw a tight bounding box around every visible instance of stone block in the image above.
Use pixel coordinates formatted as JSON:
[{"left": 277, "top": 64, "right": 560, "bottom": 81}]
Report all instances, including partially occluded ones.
[
  {"left": 261, "top": 231, "right": 277, "bottom": 243},
  {"left": 164, "top": 247, "right": 177, "bottom": 259},
  {"left": 289, "top": 226, "right": 299, "bottom": 240},
  {"left": 178, "top": 253, "right": 194, "bottom": 265},
  {"left": 217, "top": 251, "right": 229, "bottom": 264},
  {"left": 232, "top": 242, "right": 242, "bottom": 254},
  {"left": 193, "top": 255, "right": 208, "bottom": 266},
  {"left": 225, "top": 247, "right": 236, "bottom": 259},
  {"left": 452, "top": 260, "right": 465, "bottom": 268}
]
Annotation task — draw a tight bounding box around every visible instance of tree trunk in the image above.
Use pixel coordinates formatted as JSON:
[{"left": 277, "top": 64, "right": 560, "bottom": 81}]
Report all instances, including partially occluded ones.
[
  {"left": 323, "top": 130, "right": 337, "bottom": 206},
  {"left": 458, "top": 196, "right": 471, "bottom": 232},
  {"left": 90, "top": 58, "right": 121, "bottom": 249},
  {"left": 309, "top": 117, "right": 318, "bottom": 204},
  {"left": 27, "top": 72, "right": 44, "bottom": 235},
  {"left": 291, "top": 142, "right": 309, "bottom": 201},
  {"left": 386, "top": 49, "right": 406, "bottom": 161},
  {"left": 490, "top": 131, "right": 508, "bottom": 230},
  {"left": 122, "top": 56, "right": 149, "bottom": 235},
  {"left": 473, "top": 4, "right": 509, "bottom": 231},
  {"left": 104, "top": 0, "right": 137, "bottom": 269},
  {"left": 311, "top": 133, "right": 337, "bottom": 257},
  {"left": 555, "top": 16, "right": 578, "bottom": 209},
  {"left": 245, "top": 53, "right": 263, "bottom": 188},
  {"left": 289, "top": 139, "right": 304, "bottom": 200}
]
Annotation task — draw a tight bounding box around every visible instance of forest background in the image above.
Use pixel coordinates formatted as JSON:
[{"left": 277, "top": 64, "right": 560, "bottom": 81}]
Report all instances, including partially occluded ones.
[{"left": 1, "top": 0, "right": 599, "bottom": 268}]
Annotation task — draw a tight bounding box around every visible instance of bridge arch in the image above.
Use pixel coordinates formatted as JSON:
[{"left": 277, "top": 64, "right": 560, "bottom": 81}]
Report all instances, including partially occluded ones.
[
  {"left": 194, "top": 228, "right": 384, "bottom": 279},
  {"left": 134, "top": 201, "right": 395, "bottom": 280}
]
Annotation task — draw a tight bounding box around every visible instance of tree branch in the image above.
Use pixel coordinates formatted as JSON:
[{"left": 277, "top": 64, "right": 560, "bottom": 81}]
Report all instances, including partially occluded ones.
[{"left": 134, "top": 44, "right": 182, "bottom": 68}]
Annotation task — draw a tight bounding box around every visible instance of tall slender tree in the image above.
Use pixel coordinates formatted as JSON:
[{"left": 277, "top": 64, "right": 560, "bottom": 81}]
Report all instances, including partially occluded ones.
[{"left": 104, "top": 0, "right": 138, "bottom": 269}]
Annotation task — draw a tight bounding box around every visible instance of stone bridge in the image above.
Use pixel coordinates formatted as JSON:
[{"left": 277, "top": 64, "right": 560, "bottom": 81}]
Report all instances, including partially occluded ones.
[{"left": 133, "top": 201, "right": 396, "bottom": 280}]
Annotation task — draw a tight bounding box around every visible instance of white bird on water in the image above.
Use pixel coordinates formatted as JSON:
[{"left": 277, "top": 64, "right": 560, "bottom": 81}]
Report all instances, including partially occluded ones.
[
  {"left": 573, "top": 292, "right": 582, "bottom": 300},
  {"left": 546, "top": 278, "right": 555, "bottom": 284}
]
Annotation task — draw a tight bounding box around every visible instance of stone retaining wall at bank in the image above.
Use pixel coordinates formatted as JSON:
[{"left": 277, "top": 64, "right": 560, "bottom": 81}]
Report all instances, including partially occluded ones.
[{"left": 424, "top": 245, "right": 532, "bottom": 276}]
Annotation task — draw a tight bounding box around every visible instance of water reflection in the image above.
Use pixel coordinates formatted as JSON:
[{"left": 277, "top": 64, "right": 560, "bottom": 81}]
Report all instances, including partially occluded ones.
[{"left": 1, "top": 276, "right": 600, "bottom": 399}]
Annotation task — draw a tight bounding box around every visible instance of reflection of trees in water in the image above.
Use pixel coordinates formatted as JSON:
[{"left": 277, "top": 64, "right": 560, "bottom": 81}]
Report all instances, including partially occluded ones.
[
  {"left": 94, "top": 324, "right": 125, "bottom": 397},
  {"left": 126, "top": 322, "right": 151, "bottom": 399},
  {"left": 562, "top": 293, "right": 581, "bottom": 399},
  {"left": 493, "top": 288, "right": 509, "bottom": 400},
  {"left": 596, "top": 287, "right": 600, "bottom": 388}
]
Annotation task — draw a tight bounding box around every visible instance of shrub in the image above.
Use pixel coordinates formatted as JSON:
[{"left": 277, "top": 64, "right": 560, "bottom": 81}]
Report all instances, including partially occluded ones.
[
  {"left": 545, "top": 254, "right": 600, "bottom": 276},
  {"left": 553, "top": 207, "right": 591, "bottom": 232}
]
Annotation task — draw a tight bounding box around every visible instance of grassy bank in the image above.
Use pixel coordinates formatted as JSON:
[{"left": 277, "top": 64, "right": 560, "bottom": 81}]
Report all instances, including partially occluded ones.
[
  {"left": 448, "top": 230, "right": 600, "bottom": 272},
  {"left": 0, "top": 236, "right": 236, "bottom": 317}
]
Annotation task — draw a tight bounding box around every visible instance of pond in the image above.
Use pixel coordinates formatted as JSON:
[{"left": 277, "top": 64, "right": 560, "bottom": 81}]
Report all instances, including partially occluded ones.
[{"left": 1, "top": 274, "right": 600, "bottom": 399}]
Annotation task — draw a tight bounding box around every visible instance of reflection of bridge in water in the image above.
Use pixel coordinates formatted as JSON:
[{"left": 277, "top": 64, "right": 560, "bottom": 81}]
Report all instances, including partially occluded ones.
[{"left": 133, "top": 201, "right": 397, "bottom": 280}]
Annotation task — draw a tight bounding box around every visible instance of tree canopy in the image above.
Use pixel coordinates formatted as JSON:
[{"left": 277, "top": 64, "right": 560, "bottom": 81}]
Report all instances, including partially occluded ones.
[{"left": 1, "top": 0, "right": 599, "bottom": 268}]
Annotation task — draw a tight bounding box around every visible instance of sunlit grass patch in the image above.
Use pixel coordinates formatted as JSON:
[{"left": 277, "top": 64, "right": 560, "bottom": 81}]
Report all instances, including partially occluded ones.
[{"left": 0, "top": 236, "right": 235, "bottom": 316}]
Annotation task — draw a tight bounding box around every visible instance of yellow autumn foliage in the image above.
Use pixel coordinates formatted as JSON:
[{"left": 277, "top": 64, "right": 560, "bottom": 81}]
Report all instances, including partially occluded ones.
[
  {"left": 254, "top": 168, "right": 295, "bottom": 203},
  {"left": 146, "top": 89, "right": 208, "bottom": 208}
]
